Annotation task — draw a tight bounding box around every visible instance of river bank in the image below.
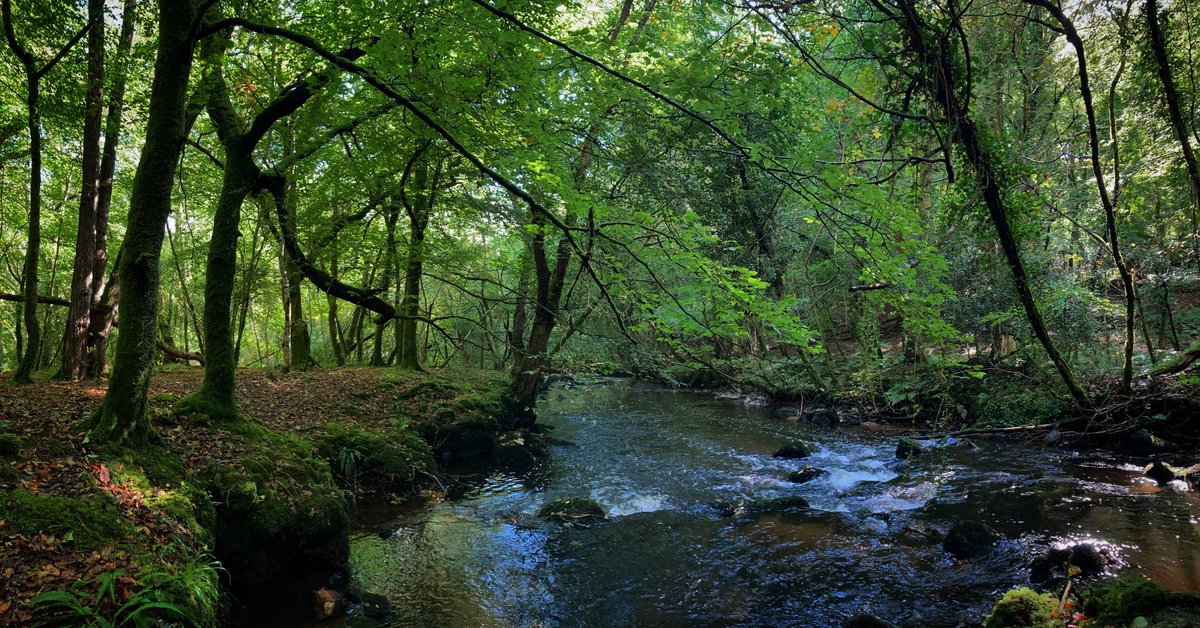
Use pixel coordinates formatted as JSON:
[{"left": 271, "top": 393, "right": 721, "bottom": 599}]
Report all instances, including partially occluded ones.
[{"left": 0, "top": 367, "right": 527, "bottom": 625}]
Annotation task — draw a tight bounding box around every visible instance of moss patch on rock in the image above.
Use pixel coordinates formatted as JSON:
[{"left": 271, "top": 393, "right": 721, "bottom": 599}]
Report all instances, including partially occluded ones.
[
  {"left": 0, "top": 433, "right": 23, "bottom": 460},
  {"left": 983, "top": 587, "right": 1058, "bottom": 628}
]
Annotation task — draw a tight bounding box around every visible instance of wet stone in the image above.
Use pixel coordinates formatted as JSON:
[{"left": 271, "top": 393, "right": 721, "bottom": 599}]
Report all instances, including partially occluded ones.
[
  {"left": 943, "top": 521, "right": 1000, "bottom": 558},
  {"left": 787, "top": 466, "right": 828, "bottom": 484},
  {"left": 774, "top": 441, "right": 816, "bottom": 459}
]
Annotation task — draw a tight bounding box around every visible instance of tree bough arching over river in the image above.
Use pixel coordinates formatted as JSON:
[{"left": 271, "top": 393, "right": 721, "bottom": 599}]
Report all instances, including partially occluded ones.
[{"left": 0, "top": 0, "right": 1199, "bottom": 625}]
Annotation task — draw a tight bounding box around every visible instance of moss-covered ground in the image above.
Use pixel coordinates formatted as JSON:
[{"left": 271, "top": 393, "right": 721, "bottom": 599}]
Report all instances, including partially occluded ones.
[{"left": 0, "top": 366, "right": 511, "bottom": 625}]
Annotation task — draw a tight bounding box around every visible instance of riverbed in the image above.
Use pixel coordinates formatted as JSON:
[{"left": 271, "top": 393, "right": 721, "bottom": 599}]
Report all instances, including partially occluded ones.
[{"left": 341, "top": 380, "right": 1199, "bottom": 626}]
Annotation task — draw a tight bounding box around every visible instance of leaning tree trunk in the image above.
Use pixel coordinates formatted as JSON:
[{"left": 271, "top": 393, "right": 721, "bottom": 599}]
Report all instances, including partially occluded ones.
[
  {"left": 59, "top": 0, "right": 105, "bottom": 380},
  {"left": 1146, "top": 0, "right": 1200, "bottom": 263},
  {"left": 88, "top": 0, "right": 198, "bottom": 446},
  {"left": 894, "top": 0, "right": 1089, "bottom": 407},
  {"left": 1027, "top": 0, "right": 1137, "bottom": 392}
]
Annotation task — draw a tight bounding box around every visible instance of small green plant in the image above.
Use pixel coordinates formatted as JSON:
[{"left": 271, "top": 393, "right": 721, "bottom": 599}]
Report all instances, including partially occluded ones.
[
  {"left": 30, "top": 568, "right": 191, "bottom": 627},
  {"left": 337, "top": 446, "right": 365, "bottom": 478}
]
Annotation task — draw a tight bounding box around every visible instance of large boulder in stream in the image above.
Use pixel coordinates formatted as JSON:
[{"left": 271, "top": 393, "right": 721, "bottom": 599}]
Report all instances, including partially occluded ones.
[
  {"left": 896, "top": 438, "right": 928, "bottom": 459},
  {"left": 774, "top": 441, "right": 817, "bottom": 459},
  {"left": 787, "top": 466, "right": 828, "bottom": 484},
  {"left": 1031, "top": 543, "right": 1108, "bottom": 582},
  {"left": 538, "top": 497, "right": 607, "bottom": 524},
  {"left": 943, "top": 521, "right": 1000, "bottom": 558},
  {"left": 1145, "top": 460, "right": 1200, "bottom": 486},
  {"left": 805, "top": 407, "right": 840, "bottom": 427},
  {"left": 1128, "top": 429, "right": 1179, "bottom": 456}
]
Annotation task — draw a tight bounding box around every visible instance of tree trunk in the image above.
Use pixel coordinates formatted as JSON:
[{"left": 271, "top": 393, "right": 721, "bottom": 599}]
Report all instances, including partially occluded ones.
[
  {"left": 185, "top": 40, "right": 258, "bottom": 419},
  {"left": 1027, "top": 0, "right": 1137, "bottom": 392},
  {"left": 3, "top": 0, "right": 42, "bottom": 384},
  {"left": 1146, "top": 0, "right": 1200, "bottom": 264},
  {"left": 894, "top": 0, "right": 1089, "bottom": 406},
  {"left": 86, "top": 0, "right": 137, "bottom": 378},
  {"left": 88, "top": 0, "right": 198, "bottom": 445},
  {"left": 59, "top": 0, "right": 105, "bottom": 380}
]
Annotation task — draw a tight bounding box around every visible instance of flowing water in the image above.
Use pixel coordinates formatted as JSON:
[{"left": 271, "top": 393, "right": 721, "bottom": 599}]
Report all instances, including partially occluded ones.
[{"left": 341, "top": 380, "right": 1200, "bottom": 627}]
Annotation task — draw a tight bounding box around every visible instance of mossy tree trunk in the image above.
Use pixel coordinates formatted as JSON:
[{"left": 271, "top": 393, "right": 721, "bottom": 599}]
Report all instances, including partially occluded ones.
[
  {"left": 397, "top": 143, "right": 440, "bottom": 371},
  {"left": 88, "top": 0, "right": 199, "bottom": 445}
]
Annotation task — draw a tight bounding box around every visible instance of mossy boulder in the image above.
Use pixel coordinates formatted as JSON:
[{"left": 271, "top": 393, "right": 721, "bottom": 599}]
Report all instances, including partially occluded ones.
[
  {"left": 805, "top": 407, "right": 840, "bottom": 427},
  {"left": 787, "top": 466, "right": 827, "bottom": 484},
  {"left": 983, "top": 587, "right": 1058, "bottom": 628},
  {"left": 1080, "top": 576, "right": 1168, "bottom": 626},
  {"left": 943, "top": 521, "right": 1000, "bottom": 558},
  {"left": 0, "top": 433, "right": 23, "bottom": 460},
  {"left": 896, "top": 438, "right": 928, "bottom": 459},
  {"left": 774, "top": 441, "right": 816, "bottom": 459},
  {"left": 538, "top": 497, "right": 606, "bottom": 524},
  {"left": 0, "top": 488, "right": 130, "bottom": 550}
]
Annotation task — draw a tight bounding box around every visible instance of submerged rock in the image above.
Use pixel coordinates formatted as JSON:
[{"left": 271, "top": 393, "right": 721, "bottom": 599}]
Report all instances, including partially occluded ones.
[
  {"left": 895, "top": 438, "right": 928, "bottom": 460},
  {"left": 492, "top": 430, "right": 546, "bottom": 470},
  {"left": 774, "top": 441, "right": 816, "bottom": 459},
  {"left": 943, "top": 521, "right": 1000, "bottom": 558},
  {"left": 312, "top": 588, "right": 346, "bottom": 621},
  {"left": 1030, "top": 543, "right": 1107, "bottom": 582},
  {"left": 787, "top": 466, "right": 828, "bottom": 484},
  {"left": 538, "top": 497, "right": 607, "bottom": 524},
  {"left": 844, "top": 612, "right": 897, "bottom": 627},
  {"left": 747, "top": 495, "right": 811, "bottom": 513}
]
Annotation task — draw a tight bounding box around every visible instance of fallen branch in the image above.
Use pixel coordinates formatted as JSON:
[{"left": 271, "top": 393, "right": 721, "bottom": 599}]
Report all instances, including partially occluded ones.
[
  {"left": 156, "top": 340, "right": 204, "bottom": 365},
  {"left": 0, "top": 292, "right": 70, "bottom": 306},
  {"left": 849, "top": 283, "right": 892, "bottom": 292},
  {"left": 918, "top": 423, "right": 1056, "bottom": 438},
  {"left": 1148, "top": 339, "right": 1200, "bottom": 376}
]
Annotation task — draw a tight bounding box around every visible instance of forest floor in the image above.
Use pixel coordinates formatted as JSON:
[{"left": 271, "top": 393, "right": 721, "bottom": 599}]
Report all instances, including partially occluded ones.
[{"left": 0, "top": 366, "right": 509, "bottom": 625}]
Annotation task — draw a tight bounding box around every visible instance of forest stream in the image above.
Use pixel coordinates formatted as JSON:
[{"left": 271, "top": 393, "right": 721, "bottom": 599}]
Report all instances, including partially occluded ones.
[{"left": 280, "top": 380, "right": 1199, "bottom": 627}]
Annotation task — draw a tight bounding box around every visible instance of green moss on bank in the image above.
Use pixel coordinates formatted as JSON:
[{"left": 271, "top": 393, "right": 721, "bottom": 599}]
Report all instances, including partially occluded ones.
[{"left": 0, "top": 488, "right": 130, "bottom": 550}]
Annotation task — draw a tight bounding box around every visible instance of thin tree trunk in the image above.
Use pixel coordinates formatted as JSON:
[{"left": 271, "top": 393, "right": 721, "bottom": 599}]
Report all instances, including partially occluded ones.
[
  {"left": 894, "top": 0, "right": 1089, "bottom": 406},
  {"left": 86, "top": 0, "right": 137, "bottom": 378},
  {"left": 88, "top": 0, "right": 198, "bottom": 445},
  {"left": 1146, "top": 0, "right": 1200, "bottom": 264},
  {"left": 3, "top": 0, "right": 42, "bottom": 384},
  {"left": 59, "top": 0, "right": 105, "bottom": 379},
  {"left": 1028, "top": 0, "right": 1137, "bottom": 391}
]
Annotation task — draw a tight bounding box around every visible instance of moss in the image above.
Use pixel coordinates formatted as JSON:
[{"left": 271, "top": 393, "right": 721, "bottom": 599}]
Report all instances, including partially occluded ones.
[
  {"left": 0, "top": 433, "right": 23, "bottom": 459},
  {"left": 1080, "top": 577, "right": 1168, "bottom": 626},
  {"left": 315, "top": 422, "right": 436, "bottom": 492},
  {"left": 0, "top": 488, "right": 130, "bottom": 550},
  {"left": 983, "top": 587, "right": 1058, "bottom": 628},
  {"left": 202, "top": 434, "right": 349, "bottom": 583}
]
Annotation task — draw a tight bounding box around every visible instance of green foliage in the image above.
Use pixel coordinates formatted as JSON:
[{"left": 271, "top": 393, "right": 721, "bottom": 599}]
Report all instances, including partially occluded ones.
[
  {"left": 973, "top": 379, "right": 1072, "bottom": 428},
  {"left": 1079, "top": 577, "right": 1167, "bottom": 627},
  {"left": 316, "top": 421, "right": 436, "bottom": 492},
  {"left": 30, "top": 567, "right": 193, "bottom": 628},
  {"left": 983, "top": 587, "right": 1059, "bottom": 628}
]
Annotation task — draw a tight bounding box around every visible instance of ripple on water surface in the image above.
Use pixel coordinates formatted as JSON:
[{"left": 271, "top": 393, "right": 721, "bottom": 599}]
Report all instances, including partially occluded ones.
[{"left": 345, "top": 381, "right": 1200, "bottom": 626}]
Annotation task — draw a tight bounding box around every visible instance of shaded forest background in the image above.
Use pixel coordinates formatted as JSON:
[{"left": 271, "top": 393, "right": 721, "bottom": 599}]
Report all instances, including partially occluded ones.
[{"left": 1, "top": 0, "right": 1199, "bottom": 439}]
